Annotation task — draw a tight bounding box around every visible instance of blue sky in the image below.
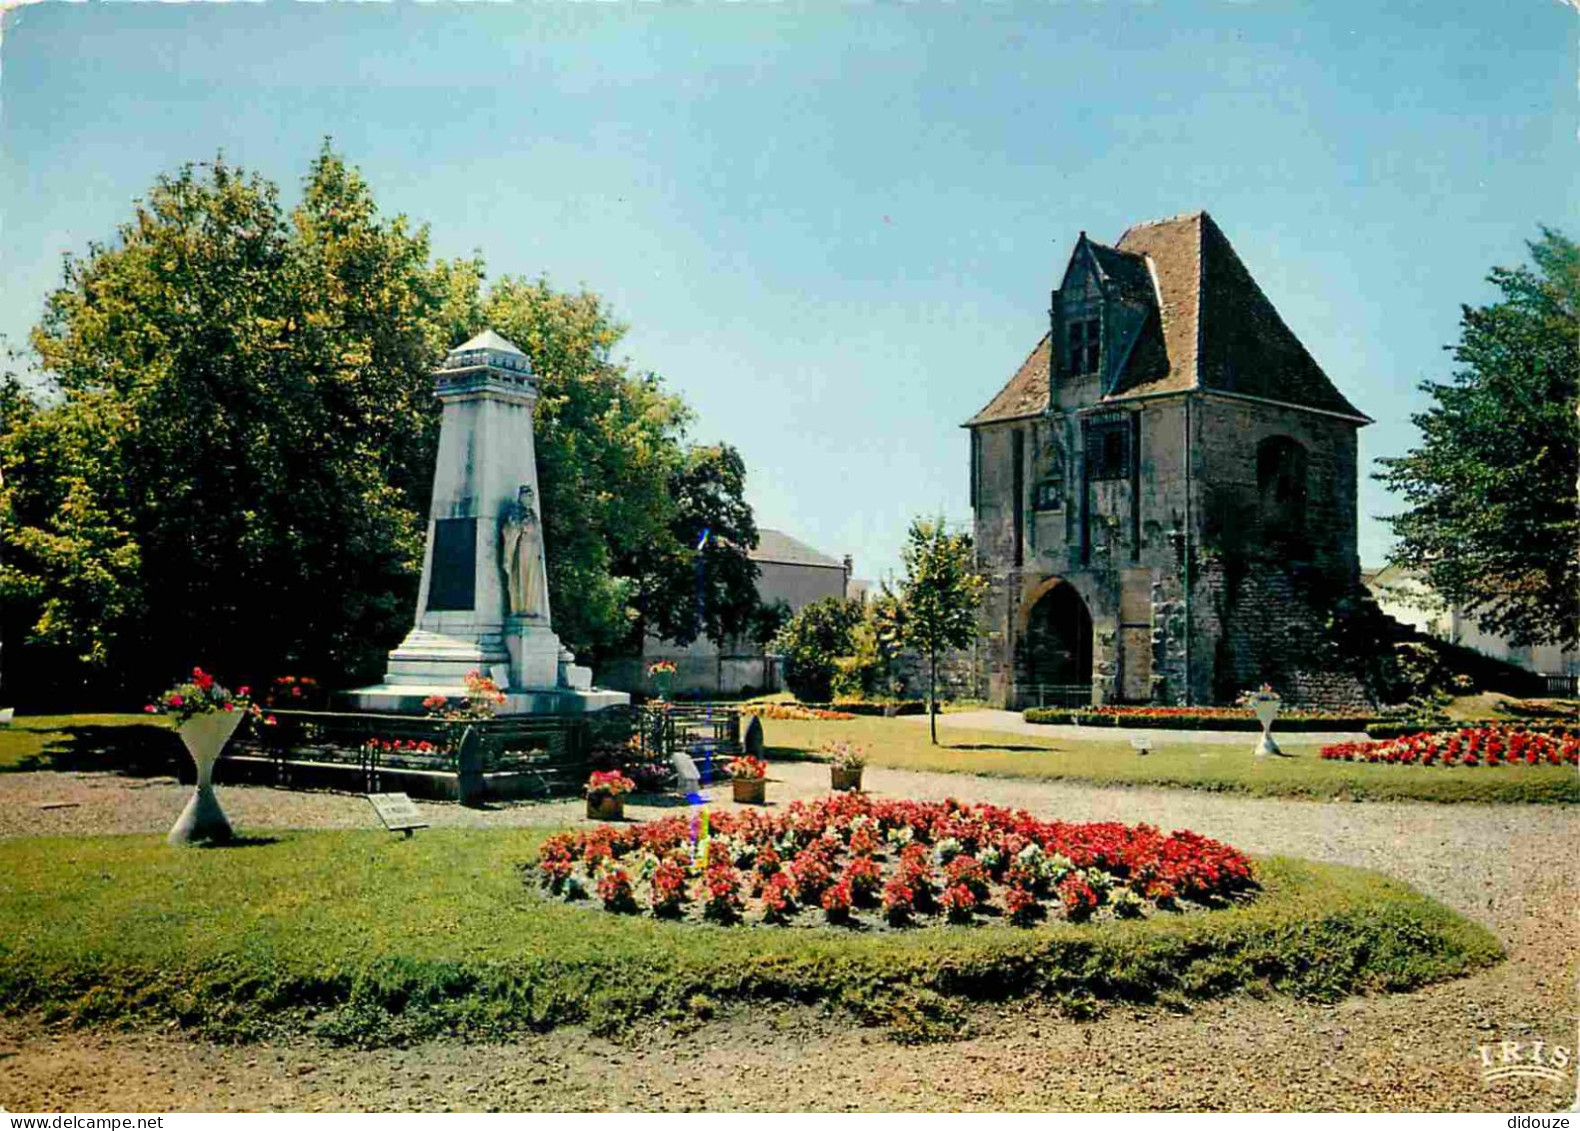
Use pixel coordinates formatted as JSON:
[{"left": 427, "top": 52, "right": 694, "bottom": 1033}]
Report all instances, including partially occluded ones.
[{"left": 2, "top": 1, "right": 1573, "bottom": 582}]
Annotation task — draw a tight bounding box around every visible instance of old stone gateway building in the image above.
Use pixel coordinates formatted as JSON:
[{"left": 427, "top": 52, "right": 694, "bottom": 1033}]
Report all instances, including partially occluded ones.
[{"left": 966, "top": 212, "right": 1373, "bottom": 710}]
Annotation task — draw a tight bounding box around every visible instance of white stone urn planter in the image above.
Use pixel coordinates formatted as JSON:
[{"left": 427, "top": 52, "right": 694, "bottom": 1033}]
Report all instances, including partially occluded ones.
[
  {"left": 1250, "top": 694, "right": 1282, "bottom": 758},
  {"left": 168, "top": 709, "right": 244, "bottom": 846}
]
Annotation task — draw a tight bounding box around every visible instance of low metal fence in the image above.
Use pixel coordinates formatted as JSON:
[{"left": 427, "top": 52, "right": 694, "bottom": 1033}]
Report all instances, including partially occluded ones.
[
  {"left": 1016, "top": 683, "right": 1095, "bottom": 709},
  {"left": 1540, "top": 674, "right": 1579, "bottom": 698},
  {"left": 228, "top": 703, "right": 745, "bottom": 798}
]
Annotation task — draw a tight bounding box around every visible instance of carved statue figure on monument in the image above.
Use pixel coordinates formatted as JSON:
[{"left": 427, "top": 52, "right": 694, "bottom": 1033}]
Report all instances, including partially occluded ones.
[{"left": 500, "top": 485, "right": 547, "bottom": 618}]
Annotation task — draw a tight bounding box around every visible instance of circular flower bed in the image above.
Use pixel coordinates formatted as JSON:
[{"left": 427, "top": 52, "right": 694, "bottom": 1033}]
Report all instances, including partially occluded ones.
[
  {"left": 533, "top": 794, "right": 1256, "bottom": 928},
  {"left": 1321, "top": 726, "right": 1579, "bottom": 767}
]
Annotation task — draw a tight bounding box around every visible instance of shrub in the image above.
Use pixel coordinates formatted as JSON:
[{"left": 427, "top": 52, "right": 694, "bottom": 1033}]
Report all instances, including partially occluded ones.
[{"left": 774, "top": 597, "right": 866, "bottom": 703}]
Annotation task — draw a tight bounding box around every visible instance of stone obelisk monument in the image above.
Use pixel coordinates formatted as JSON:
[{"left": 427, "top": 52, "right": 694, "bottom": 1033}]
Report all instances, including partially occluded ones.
[{"left": 350, "top": 330, "right": 627, "bottom": 714}]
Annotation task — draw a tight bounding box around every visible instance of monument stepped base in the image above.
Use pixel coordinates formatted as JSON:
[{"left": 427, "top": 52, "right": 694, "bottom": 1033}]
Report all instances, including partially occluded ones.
[{"left": 343, "top": 682, "right": 629, "bottom": 716}]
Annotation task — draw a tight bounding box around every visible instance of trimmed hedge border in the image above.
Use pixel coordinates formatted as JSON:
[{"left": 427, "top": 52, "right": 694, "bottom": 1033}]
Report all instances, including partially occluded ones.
[{"left": 1024, "top": 708, "right": 1377, "bottom": 732}]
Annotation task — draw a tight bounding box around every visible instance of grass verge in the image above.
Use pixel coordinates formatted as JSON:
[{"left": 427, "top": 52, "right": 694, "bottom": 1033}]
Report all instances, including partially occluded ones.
[
  {"left": 0, "top": 714, "right": 175, "bottom": 773},
  {"left": 0, "top": 829, "right": 1502, "bottom": 1045},
  {"left": 763, "top": 717, "right": 1580, "bottom": 804}
]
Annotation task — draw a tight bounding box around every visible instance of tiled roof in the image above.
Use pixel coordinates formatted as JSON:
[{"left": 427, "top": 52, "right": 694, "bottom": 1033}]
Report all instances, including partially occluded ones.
[
  {"left": 1109, "top": 214, "right": 1204, "bottom": 398},
  {"left": 966, "top": 212, "right": 1367, "bottom": 425},
  {"left": 965, "top": 332, "right": 1051, "bottom": 425},
  {"left": 1087, "top": 242, "right": 1156, "bottom": 307},
  {"left": 750, "top": 528, "right": 844, "bottom": 569}
]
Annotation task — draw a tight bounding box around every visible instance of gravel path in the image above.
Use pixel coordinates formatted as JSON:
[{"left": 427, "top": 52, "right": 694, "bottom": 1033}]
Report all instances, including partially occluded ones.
[{"left": 0, "top": 761, "right": 1575, "bottom": 1112}]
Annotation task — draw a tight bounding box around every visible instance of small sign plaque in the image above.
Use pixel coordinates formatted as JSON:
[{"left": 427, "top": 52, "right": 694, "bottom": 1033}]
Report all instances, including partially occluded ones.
[
  {"left": 1128, "top": 733, "right": 1152, "bottom": 756},
  {"left": 367, "top": 792, "right": 429, "bottom": 837}
]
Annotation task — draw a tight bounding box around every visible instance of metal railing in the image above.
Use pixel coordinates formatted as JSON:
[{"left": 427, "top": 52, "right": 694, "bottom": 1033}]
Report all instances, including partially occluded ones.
[
  {"left": 1017, "top": 683, "right": 1095, "bottom": 709},
  {"left": 229, "top": 703, "right": 746, "bottom": 796},
  {"left": 1540, "top": 673, "right": 1579, "bottom": 698}
]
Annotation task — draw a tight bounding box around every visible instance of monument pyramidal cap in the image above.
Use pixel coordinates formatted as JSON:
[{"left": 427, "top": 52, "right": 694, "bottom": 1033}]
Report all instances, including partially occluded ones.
[{"left": 348, "top": 330, "right": 629, "bottom": 715}]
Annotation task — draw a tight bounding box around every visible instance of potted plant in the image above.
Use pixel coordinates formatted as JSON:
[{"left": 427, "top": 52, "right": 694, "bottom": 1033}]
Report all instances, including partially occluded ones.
[
  {"left": 585, "top": 770, "right": 636, "bottom": 821},
  {"left": 647, "top": 659, "right": 677, "bottom": 701},
  {"left": 146, "top": 668, "right": 256, "bottom": 846},
  {"left": 824, "top": 739, "right": 866, "bottom": 792},
  {"left": 727, "top": 755, "right": 768, "bottom": 804}
]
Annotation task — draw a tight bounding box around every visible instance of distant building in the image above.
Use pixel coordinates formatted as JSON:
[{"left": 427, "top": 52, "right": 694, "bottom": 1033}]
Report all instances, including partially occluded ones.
[
  {"left": 595, "top": 529, "right": 867, "bottom": 697},
  {"left": 966, "top": 212, "right": 1372, "bottom": 709},
  {"left": 1364, "top": 564, "right": 1580, "bottom": 682}
]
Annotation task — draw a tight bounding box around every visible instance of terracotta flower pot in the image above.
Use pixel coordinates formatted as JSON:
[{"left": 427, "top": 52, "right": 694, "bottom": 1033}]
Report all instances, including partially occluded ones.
[
  {"left": 168, "top": 709, "right": 245, "bottom": 847},
  {"left": 732, "top": 777, "right": 767, "bottom": 805},
  {"left": 830, "top": 767, "right": 863, "bottom": 792},
  {"left": 586, "top": 794, "right": 625, "bottom": 821}
]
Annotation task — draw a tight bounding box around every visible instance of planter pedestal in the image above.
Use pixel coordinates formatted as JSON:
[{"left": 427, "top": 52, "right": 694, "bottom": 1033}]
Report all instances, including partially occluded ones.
[
  {"left": 1252, "top": 698, "right": 1282, "bottom": 757},
  {"left": 169, "top": 711, "right": 245, "bottom": 846}
]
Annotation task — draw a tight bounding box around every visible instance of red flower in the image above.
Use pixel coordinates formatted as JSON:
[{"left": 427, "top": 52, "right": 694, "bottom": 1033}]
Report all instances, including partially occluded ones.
[
  {"left": 820, "top": 878, "right": 853, "bottom": 921},
  {"left": 595, "top": 867, "right": 636, "bottom": 912},
  {"left": 941, "top": 882, "right": 978, "bottom": 923},
  {"left": 761, "top": 872, "right": 795, "bottom": 922},
  {"left": 1005, "top": 885, "right": 1042, "bottom": 927},
  {"left": 1058, "top": 874, "right": 1098, "bottom": 921},
  {"left": 881, "top": 876, "right": 916, "bottom": 925}
]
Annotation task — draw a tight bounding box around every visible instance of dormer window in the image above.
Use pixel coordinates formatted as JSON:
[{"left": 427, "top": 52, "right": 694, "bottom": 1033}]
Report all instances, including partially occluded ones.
[{"left": 1068, "top": 317, "right": 1101, "bottom": 376}]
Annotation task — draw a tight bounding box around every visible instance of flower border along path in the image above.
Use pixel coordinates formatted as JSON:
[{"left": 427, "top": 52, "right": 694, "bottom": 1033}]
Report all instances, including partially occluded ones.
[{"left": 1321, "top": 726, "right": 1578, "bottom": 768}]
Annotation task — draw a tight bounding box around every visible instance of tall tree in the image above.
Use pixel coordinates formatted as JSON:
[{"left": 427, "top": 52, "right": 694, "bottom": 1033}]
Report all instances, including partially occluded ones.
[
  {"left": 1377, "top": 227, "right": 1580, "bottom": 650},
  {"left": 3, "top": 150, "right": 448, "bottom": 702},
  {"left": 476, "top": 284, "right": 761, "bottom": 655},
  {"left": 0, "top": 146, "right": 762, "bottom": 707},
  {"left": 887, "top": 517, "right": 987, "bottom": 744},
  {"left": 627, "top": 443, "right": 761, "bottom": 648}
]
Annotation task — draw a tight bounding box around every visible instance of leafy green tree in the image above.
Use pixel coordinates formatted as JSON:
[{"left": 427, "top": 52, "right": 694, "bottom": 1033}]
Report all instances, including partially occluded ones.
[
  {"left": 621, "top": 443, "right": 761, "bottom": 648},
  {"left": 773, "top": 596, "right": 865, "bottom": 703},
  {"left": 478, "top": 276, "right": 689, "bottom": 654},
  {"left": 0, "top": 146, "right": 762, "bottom": 707},
  {"left": 748, "top": 598, "right": 793, "bottom": 649},
  {"left": 887, "top": 517, "right": 988, "bottom": 744},
  {"left": 473, "top": 285, "right": 761, "bottom": 655},
  {"left": 1377, "top": 228, "right": 1580, "bottom": 650},
  {"left": 3, "top": 151, "right": 446, "bottom": 702}
]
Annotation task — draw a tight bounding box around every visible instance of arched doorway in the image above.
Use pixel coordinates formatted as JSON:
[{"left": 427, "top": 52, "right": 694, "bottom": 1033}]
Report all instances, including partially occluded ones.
[{"left": 1016, "top": 581, "right": 1093, "bottom": 708}]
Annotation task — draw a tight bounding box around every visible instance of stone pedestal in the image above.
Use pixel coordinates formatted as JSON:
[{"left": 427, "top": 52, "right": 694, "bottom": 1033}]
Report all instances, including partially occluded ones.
[{"left": 350, "top": 330, "right": 628, "bottom": 715}]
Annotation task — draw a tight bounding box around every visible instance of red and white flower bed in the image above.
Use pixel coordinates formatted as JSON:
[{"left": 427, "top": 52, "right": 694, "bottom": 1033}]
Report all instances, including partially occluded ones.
[
  {"left": 533, "top": 793, "right": 1255, "bottom": 928},
  {"left": 1320, "top": 726, "right": 1579, "bottom": 767}
]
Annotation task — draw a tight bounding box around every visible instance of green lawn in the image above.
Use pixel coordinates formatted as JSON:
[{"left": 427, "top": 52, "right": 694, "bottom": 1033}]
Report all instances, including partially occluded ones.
[
  {"left": 0, "top": 830, "right": 1501, "bottom": 1044},
  {"left": 762, "top": 716, "right": 1580, "bottom": 804},
  {"left": 0, "top": 714, "right": 173, "bottom": 772}
]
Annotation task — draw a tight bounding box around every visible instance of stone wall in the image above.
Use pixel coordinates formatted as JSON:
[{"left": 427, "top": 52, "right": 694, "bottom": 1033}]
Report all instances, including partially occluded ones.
[{"left": 970, "top": 391, "right": 1368, "bottom": 710}]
